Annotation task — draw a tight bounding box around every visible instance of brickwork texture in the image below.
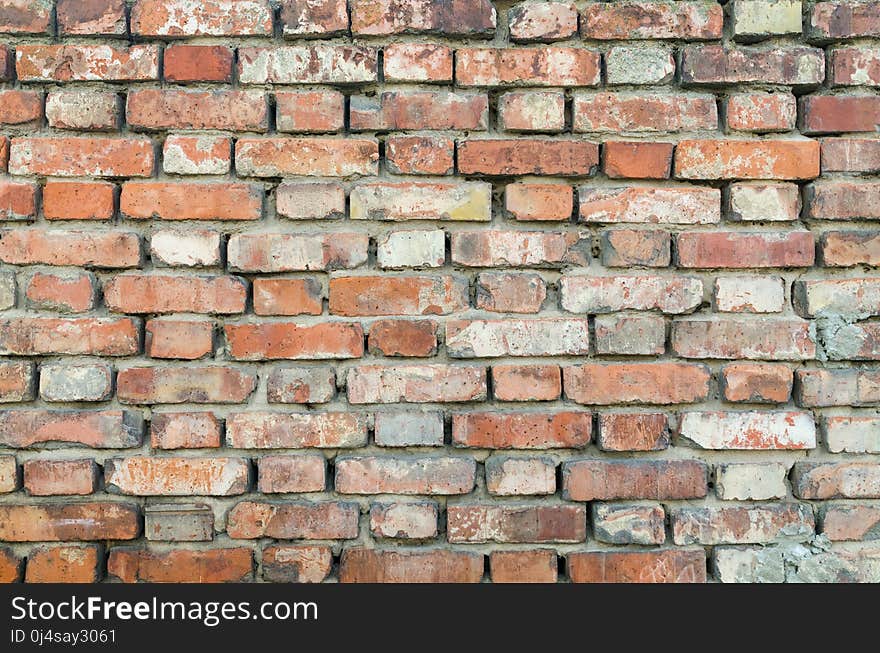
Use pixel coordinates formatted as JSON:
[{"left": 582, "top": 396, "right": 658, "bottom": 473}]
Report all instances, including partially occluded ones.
[{"left": 0, "top": 0, "right": 878, "bottom": 584}]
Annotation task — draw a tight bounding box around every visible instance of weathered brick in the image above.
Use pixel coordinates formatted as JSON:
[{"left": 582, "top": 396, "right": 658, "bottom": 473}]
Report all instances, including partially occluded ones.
[
  {"left": 458, "top": 139, "right": 599, "bottom": 176},
  {"left": 104, "top": 274, "right": 247, "bottom": 314},
  {"left": 238, "top": 45, "right": 377, "bottom": 84},
  {"left": 681, "top": 44, "right": 824, "bottom": 86},
  {"left": 267, "top": 367, "right": 336, "bottom": 404},
  {"left": 715, "top": 276, "right": 785, "bottom": 313},
  {"left": 150, "top": 230, "right": 221, "bottom": 268},
  {"left": 569, "top": 550, "right": 706, "bottom": 583},
  {"left": 830, "top": 46, "right": 880, "bottom": 86},
  {"left": 25, "top": 545, "right": 101, "bottom": 583},
  {"left": 564, "top": 362, "right": 711, "bottom": 405},
  {"left": 258, "top": 454, "right": 326, "bottom": 494},
  {"left": 499, "top": 91, "right": 565, "bottom": 132},
  {"left": 370, "top": 502, "right": 438, "bottom": 540},
  {"left": 351, "top": 91, "right": 488, "bottom": 131},
  {"left": 122, "top": 182, "right": 262, "bottom": 221},
  {"left": 492, "top": 364, "right": 560, "bottom": 402},
  {"left": 671, "top": 317, "right": 816, "bottom": 360},
  {"left": 108, "top": 548, "right": 253, "bottom": 583},
  {"left": 23, "top": 459, "right": 97, "bottom": 496},
  {"left": 793, "top": 462, "right": 880, "bottom": 499},
  {"left": 145, "top": 504, "right": 213, "bottom": 542},
  {"left": 715, "top": 462, "right": 788, "bottom": 500},
  {"left": 605, "top": 44, "right": 676, "bottom": 85},
  {"left": 227, "top": 501, "right": 358, "bottom": 540},
  {"left": 476, "top": 272, "right": 547, "bottom": 314},
  {"left": 0, "top": 362, "right": 34, "bottom": 403},
  {"left": 228, "top": 233, "right": 367, "bottom": 272},
  {"left": 9, "top": 136, "right": 154, "bottom": 177},
  {"left": 253, "top": 278, "right": 323, "bottom": 316},
  {"left": 276, "top": 90, "right": 345, "bottom": 133},
  {"left": 603, "top": 142, "right": 673, "bottom": 179},
  {"left": 150, "top": 412, "right": 221, "bottom": 449},
  {"left": 675, "top": 139, "right": 820, "bottom": 180},
  {"left": 821, "top": 138, "right": 880, "bottom": 173},
  {"left": 162, "top": 136, "right": 231, "bottom": 175},
  {"left": 0, "top": 181, "right": 37, "bottom": 220},
  {"left": 446, "top": 318, "right": 591, "bottom": 358},
  {"left": 350, "top": 0, "right": 495, "bottom": 36},
  {"left": 280, "top": 0, "right": 348, "bottom": 38},
  {"left": 796, "top": 369, "right": 880, "bottom": 407},
  {"left": 452, "top": 411, "right": 591, "bottom": 449},
  {"left": 677, "top": 231, "right": 814, "bottom": 268},
  {"left": 579, "top": 186, "right": 720, "bottom": 224},
  {"left": 509, "top": 2, "right": 577, "bottom": 42},
  {"left": 0, "top": 90, "right": 41, "bottom": 126},
  {"left": 39, "top": 363, "right": 113, "bottom": 402},
  {"left": 806, "top": 181, "right": 880, "bottom": 220},
  {"left": 601, "top": 230, "right": 671, "bottom": 268},
  {"left": 164, "top": 45, "right": 233, "bottom": 83},
  {"left": 117, "top": 367, "right": 256, "bottom": 404},
  {"left": 810, "top": 2, "right": 880, "bottom": 40},
  {"left": 728, "top": 182, "right": 801, "bottom": 221},
  {"left": 330, "top": 275, "right": 468, "bottom": 316},
  {"left": 0, "top": 318, "right": 140, "bottom": 357},
  {"left": 339, "top": 548, "right": 483, "bottom": 583},
  {"left": 0, "top": 409, "right": 142, "bottom": 448},
  {"left": 823, "top": 505, "right": 880, "bottom": 541},
  {"left": 383, "top": 43, "right": 452, "bottom": 83},
  {"left": 225, "top": 322, "right": 364, "bottom": 360},
  {"left": 351, "top": 181, "right": 489, "bottom": 222},
  {"left": 0, "top": 0, "right": 51, "bottom": 34},
  {"left": 453, "top": 231, "right": 588, "bottom": 267},
  {"left": 679, "top": 411, "right": 816, "bottom": 450},
  {"left": 0, "top": 503, "right": 140, "bottom": 541},
  {"left": 594, "top": 314, "right": 666, "bottom": 355},
  {"left": 235, "top": 137, "right": 378, "bottom": 177},
  {"left": 16, "top": 44, "right": 159, "bottom": 82},
  {"left": 374, "top": 412, "right": 444, "bottom": 447},
  {"left": 336, "top": 456, "right": 475, "bottom": 495},
  {"left": 377, "top": 230, "right": 446, "bottom": 269},
  {"left": 485, "top": 456, "right": 556, "bottom": 496},
  {"left": 457, "top": 47, "right": 600, "bottom": 87},
  {"left": 226, "top": 412, "right": 367, "bottom": 449},
  {"left": 580, "top": 1, "right": 723, "bottom": 40},
  {"left": 262, "top": 545, "right": 332, "bottom": 583},
  {"left": 131, "top": 0, "right": 273, "bottom": 36},
  {"left": 0, "top": 547, "right": 21, "bottom": 581},
  {"left": 563, "top": 459, "right": 708, "bottom": 501},
  {"left": 46, "top": 91, "right": 119, "bottom": 131},
  {"left": 722, "top": 362, "right": 793, "bottom": 403},
  {"left": 560, "top": 275, "right": 703, "bottom": 314},
  {"left": 447, "top": 504, "right": 586, "bottom": 543},
  {"left": 128, "top": 89, "right": 266, "bottom": 132},
  {"left": 592, "top": 503, "right": 665, "bottom": 545},
  {"left": 597, "top": 412, "right": 670, "bottom": 451},
  {"left": 574, "top": 92, "right": 717, "bottom": 132},
  {"left": 794, "top": 278, "right": 880, "bottom": 317},
  {"left": 385, "top": 136, "right": 454, "bottom": 176},
  {"left": 0, "top": 229, "right": 139, "bottom": 269},
  {"left": 105, "top": 456, "right": 249, "bottom": 496},
  {"left": 727, "top": 92, "right": 797, "bottom": 132},
  {"left": 671, "top": 504, "right": 814, "bottom": 544},
  {"left": 824, "top": 416, "right": 880, "bottom": 454}
]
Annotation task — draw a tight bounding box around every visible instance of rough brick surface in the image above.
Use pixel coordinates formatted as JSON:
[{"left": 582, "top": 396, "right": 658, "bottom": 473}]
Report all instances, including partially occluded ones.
[{"left": 0, "top": 0, "right": 869, "bottom": 585}]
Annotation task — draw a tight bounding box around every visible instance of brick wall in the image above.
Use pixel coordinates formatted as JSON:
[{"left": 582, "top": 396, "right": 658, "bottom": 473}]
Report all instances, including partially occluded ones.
[{"left": 0, "top": 0, "right": 877, "bottom": 584}]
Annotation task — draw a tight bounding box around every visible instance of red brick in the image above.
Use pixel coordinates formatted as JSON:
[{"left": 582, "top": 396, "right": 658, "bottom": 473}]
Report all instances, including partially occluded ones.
[
  {"left": 0, "top": 181, "right": 36, "bottom": 220},
  {"left": 830, "top": 46, "right": 880, "bottom": 86},
  {"left": 458, "top": 139, "right": 598, "bottom": 176},
  {"left": 681, "top": 44, "right": 825, "bottom": 86},
  {"left": 821, "top": 231, "right": 880, "bottom": 266},
  {"left": 350, "top": 0, "right": 495, "bottom": 36},
  {"left": 108, "top": 548, "right": 253, "bottom": 583},
  {"left": 580, "top": 1, "right": 723, "bottom": 40},
  {"left": 0, "top": 361, "right": 34, "bottom": 402},
  {"left": 386, "top": 135, "right": 454, "bottom": 175},
  {"left": 563, "top": 459, "right": 708, "bottom": 501},
  {"left": 235, "top": 137, "right": 378, "bottom": 177},
  {"left": 603, "top": 141, "right": 673, "bottom": 179},
  {"left": 451, "top": 411, "right": 591, "bottom": 449},
  {"left": 225, "top": 412, "right": 367, "bottom": 449},
  {"left": 105, "top": 274, "right": 246, "bottom": 315},
  {"left": 24, "top": 459, "right": 97, "bottom": 496},
  {"left": 150, "top": 412, "right": 221, "bottom": 449},
  {"left": 0, "top": 409, "right": 142, "bottom": 448},
  {"left": 9, "top": 137, "right": 154, "bottom": 177},
  {"left": 601, "top": 229, "right": 671, "bottom": 267},
  {"left": 801, "top": 96, "right": 880, "bottom": 134},
  {"left": 16, "top": 45, "right": 159, "bottom": 82},
  {"left": 505, "top": 183, "right": 573, "bottom": 221},
  {"left": 598, "top": 412, "right": 670, "bottom": 451},
  {"left": 128, "top": 89, "right": 267, "bottom": 132},
  {"left": 383, "top": 43, "right": 453, "bottom": 83},
  {"left": 565, "top": 362, "right": 710, "bottom": 405},
  {"left": 26, "top": 545, "right": 101, "bottom": 583},
  {"left": 368, "top": 320, "right": 438, "bottom": 357},
  {"left": 676, "top": 231, "right": 815, "bottom": 268},
  {"left": 280, "top": 0, "right": 348, "bottom": 38},
  {"left": 57, "top": 0, "right": 126, "bottom": 36},
  {"left": 671, "top": 317, "right": 816, "bottom": 360},
  {"left": 335, "top": 456, "right": 476, "bottom": 495},
  {"left": 490, "top": 550, "right": 557, "bottom": 583},
  {"left": 822, "top": 506, "right": 880, "bottom": 541},
  {"left": 821, "top": 138, "right": 880, "bottom": 173},
  {"left": 795, "top": 369, "right": 880, "bottom": 407},
  {"left": 164, "top": 45, "right": 233, "bottom": 83},
  {"left": 722, "top": 363, "right": 793, "bottom": 403},
  {"left": 43, "top": 182, "right": 115, "bottom": 221},
  {"left": 276, "top": 90, "right": 344, "bottom": 133},
  {"left": 793, "top": 462, "right": 880, "bottom": 499},
  {"left": 370, "top": 502, "right": 438, "bottom": 540},
  {"left": 726, "top": 92, "right": 797, "bottom": 132},
  {"left": 0, "top": 229, "right": 139, "bottom": 268},
  {"left": 485, "top": 456, "right": 556, "bottom": 496},
  {"left": 225, "top": 322, "right": 364, "bottom": 361},
  {"left": 0, "top": 503, "right": 140, "bottom": 541},
  {"left": 474, "top": 273, "right": 545, "bottom": 315},
  {"left": 675, "top": 139, "right": 820, "bottom": 180},
  {"left": 0, "top": 0, "right": 51, "bottom": 34},
  {"left": 330, "top": 276, "right": 468, "bottom": 316},
  {"left": 447, "top": 504, "right": 586, "bottom": 543},
  {"left": 258, "top": 455, "right": 326, "bottom": 494},
  {"left": 578, "top": 186, "right": 720, "bottom": 224},
  {"left": 0, "top": 547, "right": 21, "bottom": 582},
  {"left": 0, "top": 90, "right": 41, "bottom": 125},
  {"left": 492, "top": 365, "right": 561, "bottom": 402},
  {"left": 117, "top": 367, "right": 256, "bottom": 404},
  {"left": 811, "top": 2, "right": 880, "bottom": 39},
  {"left": 227, "top": 501, "right": 359, "bottom": 540},
  {"left": 145, "top": 319, "right": 214, "bottom": 360},
  {"left": 262, "top": 545, "right": 332, "bottom": 583},
  {"left": 509, "top": 1, "right": 577, "bottom": 42},
  {"left": 24, "top": 271, "right": 96, "bottom": 313},
  {"left": 456, "top": 47, "right": 601, "bottom": 87},
  {"left": 0, "top": 318, "right": 140, "bottom": 357},
  {"left": 340, "top": 548, "right": 483, "bottom": 583},
  {"left": 347, "top": 364, "right": 486, "bottom": 404},
  {"left": 254, "top": 278, "right": 323, "bottom": 316},
  {"left": 238, "top": 45, "right": 378, "bottom": 84},
  {"left": 131, "top": 0, "right": 273, "bottom": 36},
  {"left": 568, "top": 550, "right": 706, "bottom": 583},
  {"left": 499, "top": 91, "right": 565, "bottom": 132},
  {"left": 452, "top": 230, "right": 589, "bottom": 267},
  {"left": 574, "top": 92, "right": 717, "bottom": 132},
  {"left": 671, "top": 504, "right": 814, "bottom": 544},
  {"left": 267, "top": 368, "right": 336, "bottom": 404},
  {"left": 806, "top": 181, "right": 880, "bottom": 220},
  {"left": 350, "top": 91, "right": 488, "bottom": 131}
]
